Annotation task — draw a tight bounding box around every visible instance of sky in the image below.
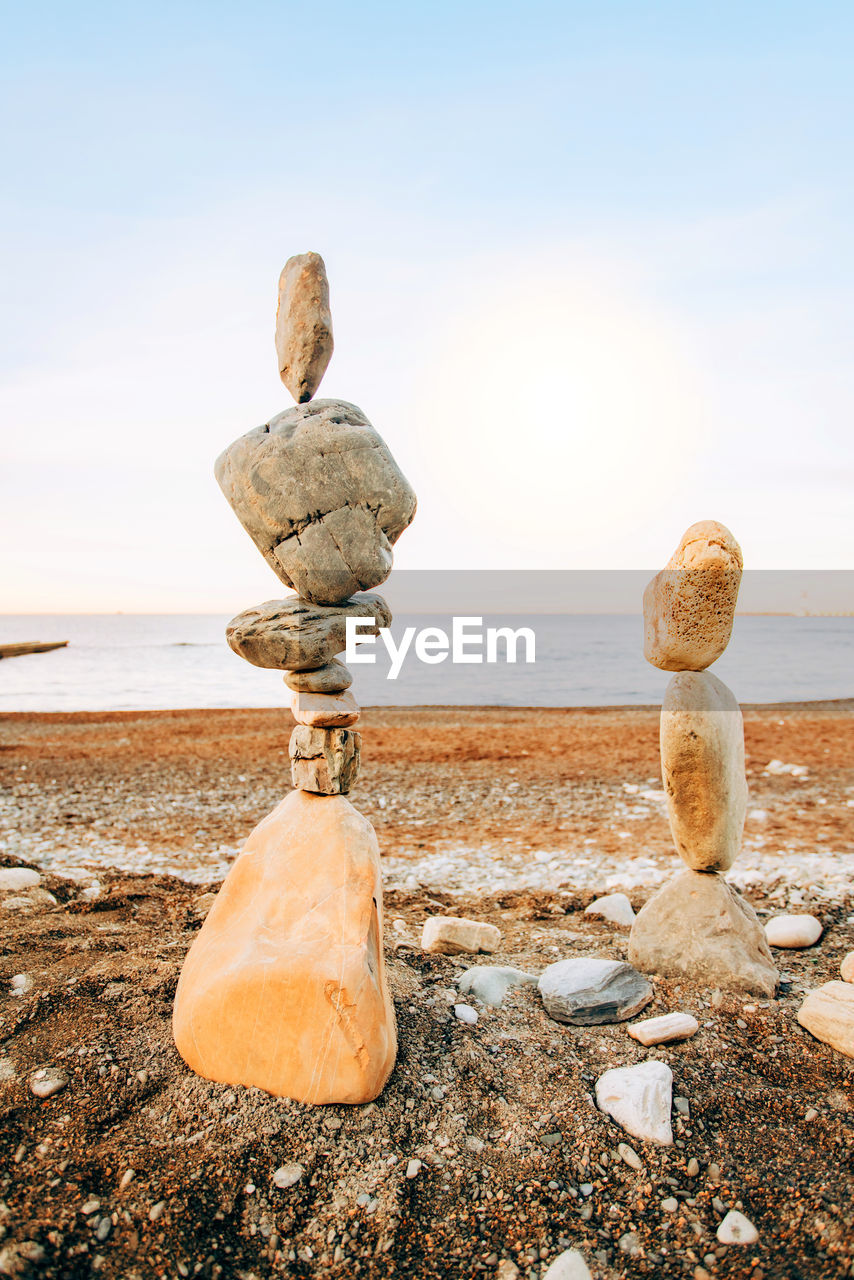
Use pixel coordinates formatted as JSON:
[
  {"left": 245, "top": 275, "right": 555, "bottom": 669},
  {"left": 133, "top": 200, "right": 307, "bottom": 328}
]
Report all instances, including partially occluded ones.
[{"left": 1, "top": 0, "right": 853, "bottom": 613}]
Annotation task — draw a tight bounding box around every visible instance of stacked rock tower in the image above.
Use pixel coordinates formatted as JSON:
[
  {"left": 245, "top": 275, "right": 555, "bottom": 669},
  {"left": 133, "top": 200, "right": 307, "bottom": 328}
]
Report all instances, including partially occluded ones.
[
  {"left": 628, "top": 521, "right": 779, "bottom": 996},
  {"left": 172, "top": 254, "right": 416, "bottom": 1104}
]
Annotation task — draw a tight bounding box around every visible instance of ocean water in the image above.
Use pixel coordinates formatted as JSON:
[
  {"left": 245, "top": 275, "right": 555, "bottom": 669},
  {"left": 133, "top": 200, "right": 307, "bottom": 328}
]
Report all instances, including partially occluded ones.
[{"left": 0, "top": 613, "right": 851, "bottom": 712}]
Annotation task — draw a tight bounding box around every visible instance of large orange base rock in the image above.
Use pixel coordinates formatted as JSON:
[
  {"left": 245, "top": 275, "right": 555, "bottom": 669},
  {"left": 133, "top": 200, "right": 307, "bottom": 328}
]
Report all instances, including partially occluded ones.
[{"left": 172, "top": 790, "right": 396, "bottom": 1104}]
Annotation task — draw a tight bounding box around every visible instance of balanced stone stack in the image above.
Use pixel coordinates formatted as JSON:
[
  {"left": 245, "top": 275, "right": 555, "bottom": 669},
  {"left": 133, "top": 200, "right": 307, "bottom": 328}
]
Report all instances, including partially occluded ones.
[
  {"left": 628, "top": 521, "right": 779, "bottom": 996},
  {"left": 172, "top": 253, "right": 416, "bottom": 1103}
]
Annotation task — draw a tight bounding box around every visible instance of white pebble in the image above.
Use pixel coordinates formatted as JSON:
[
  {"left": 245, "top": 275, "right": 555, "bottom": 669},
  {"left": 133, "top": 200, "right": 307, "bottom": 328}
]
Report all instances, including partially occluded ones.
[
  {"left": 541, "top": 1249, "right": 593, "bottom": 1280},
  {"left": 617, "top": 1143, "right": 642, "bottom": 1171},
  {"left": 405, "top": 1159, "right": 422, "bottom": 1179},
  {"left": 716, "top": 1209, "right": 758, "bottom": 1244},
  {"left": 454, "top": 1003, "right": 478, "bottom": 1025},
  {"left": 765, "top": 914, "right": 822, "bottom": 948},
  {"left": 29, "top": 1068, "right": 68, "bottom": 1099},
  {"left": 0, "top": 868, "right": 41, "bottom": 892},
  {"left": 584, "top": 893, "right": 635, "bottom": 927},
  {"left": 272, "top": 1163, "right": 304, "bottom": 1190}
]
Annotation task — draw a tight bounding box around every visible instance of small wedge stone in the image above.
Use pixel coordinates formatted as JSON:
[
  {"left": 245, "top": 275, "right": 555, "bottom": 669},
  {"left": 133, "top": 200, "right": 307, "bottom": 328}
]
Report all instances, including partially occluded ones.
[{"left": 595, "top": 1060, "right": 673, "bottom": 1145}]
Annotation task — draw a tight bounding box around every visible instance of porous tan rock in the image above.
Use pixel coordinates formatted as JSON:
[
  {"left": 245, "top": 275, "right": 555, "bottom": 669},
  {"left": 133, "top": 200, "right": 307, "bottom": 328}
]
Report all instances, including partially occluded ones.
[
  {"left": 422, "top": 917, "right": 501, "bottom": 955},
  {"left": 289, "top": 726, "right": 360, "bottom": 794},
  {"left": 661, "top": 671, "right": 747, "bottom": 871},
  {"left": 172, "top": 790, "right": 396, "bottom": 1104},
  {"left": 285, "top": 659, "right": 353, "bottom": 694},
  {"left": 275, "top": 252, "right": 334, "bottom": 403},
  {"left": 628, "top": 869, "right": 778, "bottom": 996},
  {"left": 797, "top": 982, "right": 854, "bottom": 1058},
  {"left": 289, "top": 688, "right": 359, "bottom": 728},
  {"left": 215, "top": 399, "right": 416, "bottom": 605},
  {"left": 644, "top": 521, "right": 743, "bottom": 671},
  {"left": 226, "top": 594, "right": 391, "bottom": 671}
]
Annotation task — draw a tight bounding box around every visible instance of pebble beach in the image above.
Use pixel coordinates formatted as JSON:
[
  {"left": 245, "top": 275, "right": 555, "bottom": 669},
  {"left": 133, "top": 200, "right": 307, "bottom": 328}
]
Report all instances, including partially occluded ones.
[{"left": 1, "top": 700, "right": 852, "bottom": 1279}]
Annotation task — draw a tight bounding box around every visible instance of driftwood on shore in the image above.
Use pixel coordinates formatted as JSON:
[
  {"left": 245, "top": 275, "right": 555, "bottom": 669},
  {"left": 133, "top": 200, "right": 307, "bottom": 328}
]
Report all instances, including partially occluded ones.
[{"left": 0, "top": 640, "right": 68, "bottom": 660}]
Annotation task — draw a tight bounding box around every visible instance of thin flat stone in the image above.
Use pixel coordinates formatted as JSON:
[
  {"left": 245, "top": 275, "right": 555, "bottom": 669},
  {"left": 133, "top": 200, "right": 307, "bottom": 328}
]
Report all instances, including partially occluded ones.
[
  {"left": 538, "top": 958, "right": 653, "bottom": 1025},
  {"left": 285, "top": 659, "right": 353, "bottom": 694},
  {"left": 275, "top": 252, "right": 333, "bottom": 404},
  {"left": 226, "top": 593, "right": 391, "bottom": 672},
  {"left": 289, "top": 688, "right": 359, "bottom": 728},
  {"left": 627, "top": 1012, "right": 699, "bottom": 1046}
]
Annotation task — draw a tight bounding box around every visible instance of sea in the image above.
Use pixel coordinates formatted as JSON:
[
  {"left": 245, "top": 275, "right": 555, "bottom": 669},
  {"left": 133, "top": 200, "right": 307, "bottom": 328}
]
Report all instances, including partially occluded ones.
[{"left": 0, "top": 613, "right": 852, "bottom": 712}]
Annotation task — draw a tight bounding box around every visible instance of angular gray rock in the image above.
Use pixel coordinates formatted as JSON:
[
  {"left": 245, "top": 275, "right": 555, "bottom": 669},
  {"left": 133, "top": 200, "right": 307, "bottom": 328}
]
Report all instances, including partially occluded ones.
[
  {"left": 661, "top": 671, "right": 747, "bottom": 872},
  {"left": 275, "top": 252, "right": 334, "bottom": 403},
  {"left": 289, "top": 726, "right": 361, "bottom": 795},
  {"left": 628, "top": 869, "right": 778, "bottom": 996},
  {"left": 457, "top": 965, "right": 538, "bottom": 1008},
  {"left": 538, "top": 958, "right": 653, "bottom": 1025},
  {"left": 644, "top": 520, "right": 743, "bottom": 672},
  {"left": 285, "top": 658, "right": 353, "bottom": 694},
  {"left": 226, "top": 593, "right": 391, "bottom": 671},
  {"left": 215, "top": 399, "right": 417, "bottom": 605}
]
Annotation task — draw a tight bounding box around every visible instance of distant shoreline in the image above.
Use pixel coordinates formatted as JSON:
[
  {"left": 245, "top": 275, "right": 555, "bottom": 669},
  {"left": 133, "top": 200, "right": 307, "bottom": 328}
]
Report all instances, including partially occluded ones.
[{"left": 2, "top": 696, "right": 853, "bottom": 726}]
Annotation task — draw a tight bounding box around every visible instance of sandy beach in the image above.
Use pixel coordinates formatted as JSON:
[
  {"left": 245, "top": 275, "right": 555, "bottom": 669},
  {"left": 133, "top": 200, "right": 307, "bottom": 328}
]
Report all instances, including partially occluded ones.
[{"left": 1, "top": 702, "right": 853, "bottom": 1279}]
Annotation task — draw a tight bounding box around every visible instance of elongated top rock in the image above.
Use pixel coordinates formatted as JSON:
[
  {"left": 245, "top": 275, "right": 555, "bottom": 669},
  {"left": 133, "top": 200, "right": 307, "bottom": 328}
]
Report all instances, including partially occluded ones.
[
  {"left": 216, "top": 399, "right": 416, "bottom": 606},
  {"left": 644, "top": 520, "right": 743, "bottom": 671},
  {"left": 275, "top": 252, "right": 334, "bottom": 403}
]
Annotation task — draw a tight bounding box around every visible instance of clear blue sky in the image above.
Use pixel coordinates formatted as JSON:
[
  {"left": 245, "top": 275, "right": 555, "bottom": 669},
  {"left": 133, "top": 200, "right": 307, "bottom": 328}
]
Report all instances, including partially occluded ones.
[{"left": 1, "top": 1, "right": 852, "bottom": 610}]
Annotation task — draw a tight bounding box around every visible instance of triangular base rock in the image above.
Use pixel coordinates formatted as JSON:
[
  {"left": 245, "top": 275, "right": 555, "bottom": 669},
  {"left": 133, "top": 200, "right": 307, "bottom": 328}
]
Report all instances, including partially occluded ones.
[{"left": 628, "top": 869, "right": 778, "bottom": 996}]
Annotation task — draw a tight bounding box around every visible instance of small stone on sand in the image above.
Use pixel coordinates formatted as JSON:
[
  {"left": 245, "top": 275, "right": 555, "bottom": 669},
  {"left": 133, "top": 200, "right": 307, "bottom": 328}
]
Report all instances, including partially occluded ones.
[
  {"left": 595, "top": 1060, "right": 673, "bottom": 1146},
  {"left": 627, "top": 1012, "right": 699, "bottom": 1046},
  {"left": 584, "top": 893, "right": 635, "bottom": 926},
  {"left": 764, "top": 914, "right": 823, "bottom": 948},
  {"left": 29, "top": 1068, "right": 68, "bottom": 1099},
  {"left": 716, "top": 1209, "right": 758, "bottom": 1244},
  {"left": 421, "top": 917, "right": 501, "bottom": 955}
]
